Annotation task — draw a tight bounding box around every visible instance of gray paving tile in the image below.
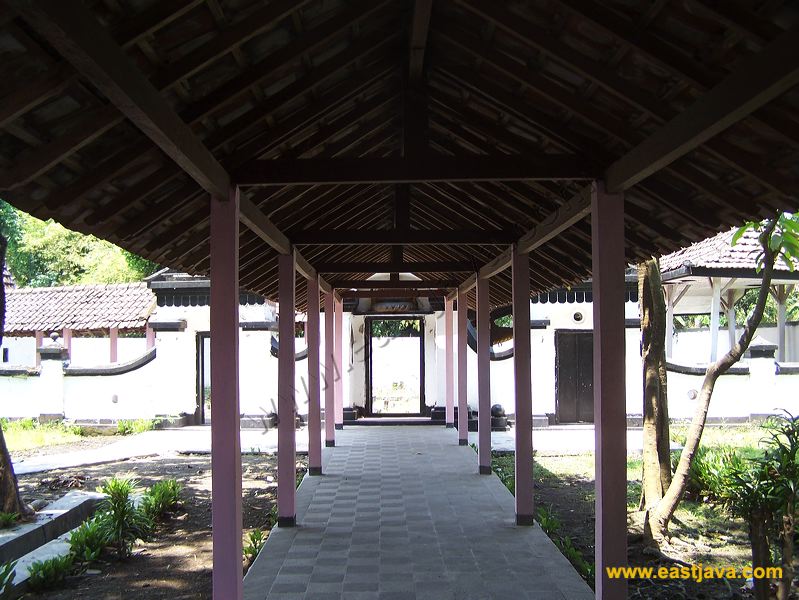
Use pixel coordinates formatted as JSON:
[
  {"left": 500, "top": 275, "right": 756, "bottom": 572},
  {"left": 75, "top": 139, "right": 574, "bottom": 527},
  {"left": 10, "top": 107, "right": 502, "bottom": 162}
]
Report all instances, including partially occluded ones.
[{"left": 243, "top": 427, "right": 594, "bottom": 600}]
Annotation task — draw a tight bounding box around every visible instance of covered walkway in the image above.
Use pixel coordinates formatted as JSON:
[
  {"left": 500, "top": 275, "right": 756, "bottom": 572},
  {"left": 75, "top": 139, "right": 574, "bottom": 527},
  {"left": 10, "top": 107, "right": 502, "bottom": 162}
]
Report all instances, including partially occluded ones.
[{"left": 244, "top": 427, "right": 593, "bottom": 600}]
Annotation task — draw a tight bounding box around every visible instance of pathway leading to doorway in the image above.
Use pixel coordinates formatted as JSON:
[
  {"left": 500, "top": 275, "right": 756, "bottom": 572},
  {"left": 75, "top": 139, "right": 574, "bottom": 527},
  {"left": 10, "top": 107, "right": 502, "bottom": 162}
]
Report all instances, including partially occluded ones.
[{"left": 243, "top": 426, "right": 593, "bottom": 600}]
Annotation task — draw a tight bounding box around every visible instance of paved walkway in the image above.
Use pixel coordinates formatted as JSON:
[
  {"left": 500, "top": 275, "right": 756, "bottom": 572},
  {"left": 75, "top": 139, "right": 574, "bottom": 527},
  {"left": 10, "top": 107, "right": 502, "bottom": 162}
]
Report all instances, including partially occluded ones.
[
  {"left": 243, "top": 427, "right": 594, "bottom": 600},
  {"left": 13, "top": 422, "right": 677, "bottom": 475}
]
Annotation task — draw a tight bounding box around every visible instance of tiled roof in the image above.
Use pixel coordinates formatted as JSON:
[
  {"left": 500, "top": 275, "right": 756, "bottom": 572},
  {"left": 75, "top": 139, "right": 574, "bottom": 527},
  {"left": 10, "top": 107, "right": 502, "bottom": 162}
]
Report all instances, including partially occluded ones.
[
  {"left": 5, "top": 282, "right": 155, "bottom": 335},
  {"left": 660, "top": 228, "right": 798, "bottom": 274}
]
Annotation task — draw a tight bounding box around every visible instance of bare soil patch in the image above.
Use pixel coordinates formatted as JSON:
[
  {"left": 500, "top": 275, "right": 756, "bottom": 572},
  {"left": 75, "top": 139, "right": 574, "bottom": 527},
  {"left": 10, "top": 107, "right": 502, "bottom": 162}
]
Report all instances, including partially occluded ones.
[{"left": 16, "top": 453, "right": 303, "bottom": 599}]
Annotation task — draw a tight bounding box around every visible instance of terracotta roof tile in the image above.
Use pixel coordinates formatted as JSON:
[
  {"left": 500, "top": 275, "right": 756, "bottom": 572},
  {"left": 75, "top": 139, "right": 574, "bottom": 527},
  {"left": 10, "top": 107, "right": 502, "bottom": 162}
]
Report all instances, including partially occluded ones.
[
  {"left": 660, "top": 228, "right": 798, "bottom": 273},
  {"left": 5, "top": 282, "right": 155, "bottom": 335}
]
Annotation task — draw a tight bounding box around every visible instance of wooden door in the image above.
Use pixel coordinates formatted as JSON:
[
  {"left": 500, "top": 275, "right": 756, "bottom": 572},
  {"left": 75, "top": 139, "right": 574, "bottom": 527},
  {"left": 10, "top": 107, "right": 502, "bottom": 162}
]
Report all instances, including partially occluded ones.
[{"left": 555, "top": 330, "right": 594, "bottom": 423}]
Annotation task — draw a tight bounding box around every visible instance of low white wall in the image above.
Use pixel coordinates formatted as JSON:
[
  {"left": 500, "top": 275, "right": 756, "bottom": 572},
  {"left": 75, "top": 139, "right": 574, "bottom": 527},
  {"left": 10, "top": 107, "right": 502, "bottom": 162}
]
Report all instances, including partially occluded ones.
[
  {"left": 673, "top": 323, "right": 799, "bottom": 363},
  {"left": 0, "top": 335, "right": 148, "bottom": 368}
]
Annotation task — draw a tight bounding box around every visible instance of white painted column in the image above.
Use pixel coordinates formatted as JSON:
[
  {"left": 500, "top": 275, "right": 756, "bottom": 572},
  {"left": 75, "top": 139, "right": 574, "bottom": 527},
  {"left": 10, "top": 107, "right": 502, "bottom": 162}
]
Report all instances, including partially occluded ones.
[
  {"left": 710, "top": 278, "right": 721, "bottom": 362},
  {"left": 726, "top": 290, "right": 737, "bottom": 353},
  {"left": 665, "top": 287, "right": 674, "bottom": 358}
]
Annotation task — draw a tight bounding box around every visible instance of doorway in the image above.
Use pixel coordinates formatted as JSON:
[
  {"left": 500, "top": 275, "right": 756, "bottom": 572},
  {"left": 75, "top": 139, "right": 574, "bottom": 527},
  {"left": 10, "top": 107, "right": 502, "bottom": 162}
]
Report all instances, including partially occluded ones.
[
  {"left": 365, "top": 317, "right": 425, "bottom": 416},
  {"left": 555, "top": 330, "right": 594, "bottom": 423},
  {"left": 195, "top": 332, "right": 210, "bottom": 424}
]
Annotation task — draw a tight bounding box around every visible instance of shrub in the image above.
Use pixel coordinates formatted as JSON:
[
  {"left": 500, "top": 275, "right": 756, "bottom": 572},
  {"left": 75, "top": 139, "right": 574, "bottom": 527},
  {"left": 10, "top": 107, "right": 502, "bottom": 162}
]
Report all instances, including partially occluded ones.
[
  {"left": 535, "top": 505, "right": 561, "bottom": 536},
  {"left": 26, "top": 555, "right": 73, "bottom": 591},
  {"left": 243, "top": 529, "right": 265, "bottom": 564},
  {"left": 116, "top": 419, "right": 157, "bottom": 435},
  {"left": 0, "top": 560, "right": 16, "bottom": 596},
  {"left": 679, "top": 445, "right": 743, "bottom": 501},
  {"left": 0, "top": 512, "right": 18, "bottom": 529},
  {"left": 141, "top": 479, "right": 182, "bottom": 521},
  {"left": 97, "top": 476, "right": 152, "bottom": 558},
  {"left": 69, "top": 515, "right": 109, "bottom": 563}
]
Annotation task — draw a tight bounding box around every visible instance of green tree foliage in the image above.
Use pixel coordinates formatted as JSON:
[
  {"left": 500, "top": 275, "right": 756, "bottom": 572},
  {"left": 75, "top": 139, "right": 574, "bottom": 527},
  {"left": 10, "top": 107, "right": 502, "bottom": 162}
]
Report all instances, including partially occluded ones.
[
  {"left": 0, "top": 200, "right": 158, "bottom": 287},
  {"left": 370, "top": 319, "right": 421, "bottom": 337}
]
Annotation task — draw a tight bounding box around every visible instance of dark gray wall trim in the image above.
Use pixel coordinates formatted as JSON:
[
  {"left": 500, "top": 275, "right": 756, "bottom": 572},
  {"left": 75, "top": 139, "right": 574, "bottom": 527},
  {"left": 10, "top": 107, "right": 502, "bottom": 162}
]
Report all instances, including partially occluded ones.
[
  {"left": 776, "top": 363, "right": 799, "bottom": 375},
  {"left": 666, "top": 360, "right": 749, "bottom": 376},
  {"left": 0, "top": 366, "right": 40, "bottom": 377},
  {"left": 65, "top": 347, "right": 157, "bottom": 377},
  {"left": 148, "top": 320, "right": 187, "bottom": 331}
]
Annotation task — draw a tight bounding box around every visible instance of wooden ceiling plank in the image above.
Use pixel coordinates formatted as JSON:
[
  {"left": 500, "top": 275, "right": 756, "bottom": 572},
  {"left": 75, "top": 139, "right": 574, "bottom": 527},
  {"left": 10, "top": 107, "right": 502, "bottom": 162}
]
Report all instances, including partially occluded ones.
[
  {"left": 605, "top": 26, "right": 799, "bottom": 192},
  {"left": 150, "top": 0, "right": 309, "bottom": 91},
  {"left": 332, "top": 279, "right": 457, "bottom": 290},
  {"left": 517, "top": 186, "right": 592, "bottom": 254},
  {"left": 0, "top": 65, "right": 73, "bottom": 128},
  {"left": 8, "top": 0, "right": 230, "bottom": 198},
  {"left": 113, "top": 0, "right": 205, "bottom": 49}
]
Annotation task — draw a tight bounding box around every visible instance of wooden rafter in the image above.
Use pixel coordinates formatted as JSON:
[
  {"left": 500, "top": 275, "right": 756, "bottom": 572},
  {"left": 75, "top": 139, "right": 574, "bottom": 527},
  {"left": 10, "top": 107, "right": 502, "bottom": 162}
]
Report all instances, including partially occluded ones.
[
  {"left": 605, "top": 26, "right": 799, "bottom": 191},
  {"left": 315, "top": 260, "right": 474, "bottom": 274},
  {"left": 8, "top": 0, "right": 230, "bottom": 198}
]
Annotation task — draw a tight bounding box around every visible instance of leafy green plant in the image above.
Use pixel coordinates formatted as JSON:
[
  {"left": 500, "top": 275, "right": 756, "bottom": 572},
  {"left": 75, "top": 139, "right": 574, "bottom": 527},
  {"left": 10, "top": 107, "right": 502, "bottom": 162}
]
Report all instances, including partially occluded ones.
[
  {"left": 0, "top": 513, "right": 18, "bottom": 529},
  {"left": 68, "top": 515, "right": 109, "bottom": 563},
  {"left": 141, "top": 479, "right": 182, "bottom": 521},
  {"left": 97, "top": 477, "right": 152, "bottom": 558},
  {"left": 243, "top": 529, "right": 265, "bottom": 564},
  {"left": 116, "top": 419, "right": 157, "bottom": 435},
  {"left": 535, "top": 505, "right": 561, "bottom": 536},
  {"left": 556, "top": 536, "right": 594, "bottom": 582},
  {"left": 678, "top": 445, "right": 743, "bottom": 502},
  {"left": 0, "top": 560, "right": 16, "bottom": 597},
  {"left": 26, "top": 555, "right": 73, "bottom": 591}
]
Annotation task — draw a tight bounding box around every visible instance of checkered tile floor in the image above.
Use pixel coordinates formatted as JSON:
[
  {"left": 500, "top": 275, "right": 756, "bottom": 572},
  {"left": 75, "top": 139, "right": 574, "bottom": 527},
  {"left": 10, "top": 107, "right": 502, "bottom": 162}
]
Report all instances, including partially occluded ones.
[{"left": 243, "top": 426, "right": 594, "bottom": 600}]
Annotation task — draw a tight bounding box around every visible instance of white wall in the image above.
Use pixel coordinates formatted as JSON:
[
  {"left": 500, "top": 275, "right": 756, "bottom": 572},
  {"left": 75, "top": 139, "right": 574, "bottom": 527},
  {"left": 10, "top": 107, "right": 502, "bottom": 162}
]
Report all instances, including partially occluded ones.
[
  {"left": 1, "top": 335, "right": 148, "bottom": 367},
  {"left": 672, "top": 323, "right": 799, "bottom": 363}
]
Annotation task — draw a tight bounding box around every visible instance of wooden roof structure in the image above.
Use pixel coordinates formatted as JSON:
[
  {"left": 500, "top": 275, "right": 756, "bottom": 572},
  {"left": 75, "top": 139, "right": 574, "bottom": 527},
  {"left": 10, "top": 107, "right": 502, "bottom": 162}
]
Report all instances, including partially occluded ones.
[{"left": 0, "top": 0, "right": 798, "bottom": 311}]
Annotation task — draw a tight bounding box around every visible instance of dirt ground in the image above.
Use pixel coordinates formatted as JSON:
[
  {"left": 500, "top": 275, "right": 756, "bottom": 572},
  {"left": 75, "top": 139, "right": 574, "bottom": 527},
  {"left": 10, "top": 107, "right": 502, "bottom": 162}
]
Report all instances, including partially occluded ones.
[
  {"left": 534, "top": 459, "right": 753, "bottom": 600},
  {"left": 17, "top": 453, "right": 303, "bottom": 600},
  {"left": 13, "top": 436, "right": 120, "bottom": 461},
  {"left": 14, "top": 449, "right": 761, "bottom": 599}
]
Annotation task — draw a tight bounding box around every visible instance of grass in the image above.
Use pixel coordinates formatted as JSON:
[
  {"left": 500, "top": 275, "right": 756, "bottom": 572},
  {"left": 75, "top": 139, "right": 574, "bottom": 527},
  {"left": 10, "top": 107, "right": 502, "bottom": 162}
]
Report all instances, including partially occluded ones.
[
  {"left": 116, "top": 419, "right": 159, "bottom": 435},
  {"left": 1, "top": 418, "right": 86, "bottom": 452}
]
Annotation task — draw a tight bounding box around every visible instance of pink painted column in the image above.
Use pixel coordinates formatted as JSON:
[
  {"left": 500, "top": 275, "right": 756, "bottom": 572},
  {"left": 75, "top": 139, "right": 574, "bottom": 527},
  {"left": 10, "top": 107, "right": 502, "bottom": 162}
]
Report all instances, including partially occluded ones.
[
  {"left": 35, "top": 331, "right": 43, "bottom": 367},
  {"left": 333, "top": 296, "right": 344, "bottom": 429},
  {"left": 323, "top": 292, "right": 336, "bottom": 446},
  {"left": 592, "top": 181, "right": 627, "bottom": 599},
  {"left": 306, "top": 276, "right": 322, "bottom": 475},
  {"left": 109, "top": 327, "right": 118, "bottom": 363},
  {"left": 145, "top": 325, "right": 155, "bottom": 349},
  {"left": 512, "top": 246, "right": 534, "bottom": 525},
  {"left": 277, "top": 252, "right": 297, "bottom": 527},
  {"left": 476, "top": 277, "right": 491, "bottom": 474},
  {"left": 456, "top": 289, "right": 468, "bottom": 446},
  {"left": 209, "top": 187, "right": 242, "bottom": 600},
  {"left": 62, "top": 328, "right": 72, "bottom": 359},
  {"left": 444, "top": 298, "right": 455, "bottom": 427}
]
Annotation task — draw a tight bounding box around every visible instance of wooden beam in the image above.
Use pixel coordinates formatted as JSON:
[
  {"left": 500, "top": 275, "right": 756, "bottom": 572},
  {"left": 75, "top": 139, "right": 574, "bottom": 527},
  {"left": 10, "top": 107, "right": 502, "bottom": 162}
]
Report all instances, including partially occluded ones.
[
  {"left": 291, "top": 229, "right": 516, "bottom": 245},
  {"left": 234, "top": 156, "right": 596, "bottom": 186},
  {"left": 517, "top": 186, "right": 592, "bottom": 254},
  {"left": 478, "top": 247, "right": 512, "bottom": 279},
  {"left": 408, "top": 0, "right": 433, "bottom": 83},
  {"left": 332, "top": 280, "right": 458, "bottom": 290},
  {"left": 605, "top": 26, "right": 799, "bottom": 192},
  {"left": 8, "top": 0, "right": 230, "bottom": 199},
  {"left": 239, "top": 198, "right": 290, "bottom": 254},
  {"left": 339, "top": 289, "right": 448, "bottom": 299},
  {"left": 0, "top": 65, "right": 72, "bottom": 128},
  {"left": 315, "top": 261, "right": 475, "bottom": 273}
]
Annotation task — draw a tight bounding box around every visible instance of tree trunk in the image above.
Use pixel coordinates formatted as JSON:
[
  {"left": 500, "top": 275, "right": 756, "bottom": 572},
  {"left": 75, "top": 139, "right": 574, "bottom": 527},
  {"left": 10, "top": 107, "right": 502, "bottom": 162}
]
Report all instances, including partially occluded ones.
[
  {"left": 646, "top": 220, "right": 779, "bottom": 542},
  {"left": 777, "top": 502, "right": 795, "bottom": 600},
  {"left": 0, "top": 234, "right": 33, "bottom": 519},
  {"left": 638, "top": 259, "right": 672, "bottom": 511},
  {"left": 750, "top": 508, "right": 773, "bottom": 600}
]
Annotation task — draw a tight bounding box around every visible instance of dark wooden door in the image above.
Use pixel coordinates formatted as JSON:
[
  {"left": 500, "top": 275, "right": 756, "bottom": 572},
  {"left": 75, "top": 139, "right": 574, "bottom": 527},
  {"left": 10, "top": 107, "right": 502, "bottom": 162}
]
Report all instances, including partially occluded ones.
[{"left": 555, "top": 331, "right": 594, "bottom": 423}]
